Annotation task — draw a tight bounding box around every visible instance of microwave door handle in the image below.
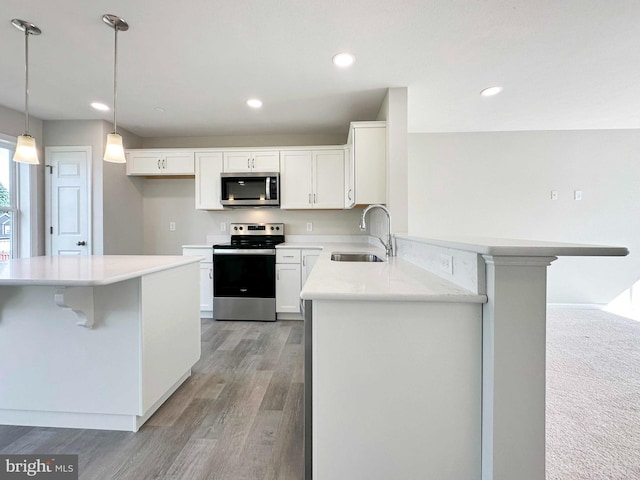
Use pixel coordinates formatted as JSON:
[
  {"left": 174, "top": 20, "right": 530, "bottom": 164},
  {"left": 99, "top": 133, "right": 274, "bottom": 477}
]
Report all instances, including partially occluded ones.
[{"left": 266, "top": 177, "right": 271, "bottom": 200}]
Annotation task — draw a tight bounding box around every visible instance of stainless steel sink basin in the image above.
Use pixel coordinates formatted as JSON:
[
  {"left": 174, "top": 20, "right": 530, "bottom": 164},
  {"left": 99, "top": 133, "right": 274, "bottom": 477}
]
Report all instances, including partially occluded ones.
[{"left": 330, "top": 252, "right": 385, "bottom": 262}]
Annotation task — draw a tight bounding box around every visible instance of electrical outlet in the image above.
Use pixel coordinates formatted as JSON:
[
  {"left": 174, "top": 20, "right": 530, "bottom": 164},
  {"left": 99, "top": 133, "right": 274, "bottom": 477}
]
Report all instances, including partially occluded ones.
[
  {"left": 551, "top": 190, "right": 558, "bottom": 200},
  {"left": 306, "top": 222, "right": 313, "bottom": 232},
  {"left": 220, "top": 222, "right": 226, "bottom": 232},
  {"left": 169, "top": 222, "right": 176, "bottom": 232},
  {"left": 439, "top": 254, "right": 453, "bottom": 275},
  {"left": 574, "top": 190, "right": 582, "bottom": 200}
]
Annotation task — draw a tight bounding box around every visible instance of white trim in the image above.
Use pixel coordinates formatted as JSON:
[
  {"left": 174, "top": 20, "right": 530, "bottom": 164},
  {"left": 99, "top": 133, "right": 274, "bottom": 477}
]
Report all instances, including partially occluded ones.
[
  {"left": 547, "top": 303, "right": 605, "bottom": 310},
  {"left": 0, "top": 133, "right": 17, "bottom": 145}
]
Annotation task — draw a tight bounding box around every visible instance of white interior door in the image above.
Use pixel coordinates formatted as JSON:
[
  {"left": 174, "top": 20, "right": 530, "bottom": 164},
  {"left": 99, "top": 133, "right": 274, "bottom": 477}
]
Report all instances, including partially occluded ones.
[{"left": 45, "top": 146, "right": 92, "bottom": 256}]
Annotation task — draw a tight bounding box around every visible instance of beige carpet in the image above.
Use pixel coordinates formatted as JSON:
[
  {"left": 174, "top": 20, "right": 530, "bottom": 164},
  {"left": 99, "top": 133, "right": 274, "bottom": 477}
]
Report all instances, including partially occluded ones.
[{"left": 546, "top": 308, "right": 640, "bottom": 479}]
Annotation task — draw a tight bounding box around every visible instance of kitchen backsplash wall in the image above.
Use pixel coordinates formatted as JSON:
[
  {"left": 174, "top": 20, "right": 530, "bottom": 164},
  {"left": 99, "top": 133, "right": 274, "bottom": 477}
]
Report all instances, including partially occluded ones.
[{"left": 143, "top": 179, "right": 364, "bottom": 254}]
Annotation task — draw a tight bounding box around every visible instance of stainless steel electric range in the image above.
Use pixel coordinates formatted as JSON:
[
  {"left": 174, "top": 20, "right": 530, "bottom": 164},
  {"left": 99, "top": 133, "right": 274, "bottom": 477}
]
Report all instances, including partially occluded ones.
[{"left": 212, "top": 223, "right": 284, "bottom": 321}]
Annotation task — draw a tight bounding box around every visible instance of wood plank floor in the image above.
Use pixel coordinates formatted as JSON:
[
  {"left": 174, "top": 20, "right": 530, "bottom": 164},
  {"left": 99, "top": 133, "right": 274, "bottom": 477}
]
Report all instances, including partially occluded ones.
[{"left": 0, "top": 319, "right": 304, "bottom": 480}]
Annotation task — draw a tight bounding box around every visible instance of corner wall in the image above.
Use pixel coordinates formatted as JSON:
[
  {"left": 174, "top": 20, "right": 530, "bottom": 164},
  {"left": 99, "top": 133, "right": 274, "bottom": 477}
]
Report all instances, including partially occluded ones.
[
  {"left": 408, "top": 130, "right": 640, "bottom": 305},
  {"left": 42, "top": 120, "right": 143, "bottom": 255}
]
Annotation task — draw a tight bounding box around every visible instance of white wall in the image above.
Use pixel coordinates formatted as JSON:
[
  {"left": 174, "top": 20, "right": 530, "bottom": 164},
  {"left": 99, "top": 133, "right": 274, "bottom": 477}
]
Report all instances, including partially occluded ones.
[
  {"left": 142, "top": 133, "right": 346, "bottom": 148},
  {"left": 408, "top": 130, "right": 640, "bottom": 305},
  {"left": 142, "top": 179, "right": 364, "bottom": 254}
]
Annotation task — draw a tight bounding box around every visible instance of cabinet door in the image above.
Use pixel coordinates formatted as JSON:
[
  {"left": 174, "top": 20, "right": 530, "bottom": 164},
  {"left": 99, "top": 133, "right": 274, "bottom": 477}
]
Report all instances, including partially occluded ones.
[
  {"left": 223, "top": 152, "right": 252, "bottom": 172},
  {"left": 163, "top": 151, "right": 195, "bottom": 175},
  {"left": 280, "top": 151, "right": 314, "bottom": 209},
  {"left": 276, "top": 263, "right": 301, "bottom": 313},
  {"left": 301, "top": 249, "right": 320, "bottom": 286},
  {"left": 344, "top": 145, "right": 355, "bottom": 208},
  {"left": 195, "top": 152, "right": 224, "bottom": 210},
  {"left": 199, "top": 262, "right": 214, "bottom": 313},
  {"left": 126, "top": 151, "right": 163, "bottom": 175},
  {"left": 354, "top": 126, "right": 386, "bottom": 205},
  {"left": 253, "top": 151, "right": 280, "bottom": 171},
  {"left": 313, "top": 150, "right": 344, "bottom": 209}
]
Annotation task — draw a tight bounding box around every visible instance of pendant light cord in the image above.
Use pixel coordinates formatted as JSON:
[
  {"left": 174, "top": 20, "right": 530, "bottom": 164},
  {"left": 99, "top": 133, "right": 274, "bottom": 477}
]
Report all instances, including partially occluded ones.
[
  {"left": 113, "top": 26, "right": 118, "bottom": 134},
  {"left": 24, "top": 29, "right": 30, "bottom": 135}
]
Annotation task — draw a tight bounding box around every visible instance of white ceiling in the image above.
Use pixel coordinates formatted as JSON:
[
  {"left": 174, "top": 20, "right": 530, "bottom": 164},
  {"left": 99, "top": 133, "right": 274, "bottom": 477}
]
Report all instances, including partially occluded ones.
[{"left": 1, "top": 0, "right": 639, "bottom": 138}]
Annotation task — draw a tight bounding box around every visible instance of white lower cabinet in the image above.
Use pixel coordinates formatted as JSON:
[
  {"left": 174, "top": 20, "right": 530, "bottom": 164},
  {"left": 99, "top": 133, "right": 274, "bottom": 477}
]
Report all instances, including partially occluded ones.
[
  {"left": 276, "top": 248, "right": 321, "bottom": 317},
  {"left": 276, "top": 263, "right": 301, "bottom": 313},
  {"left": 182, "top": 247, "right": 213, "bottom": 318}
]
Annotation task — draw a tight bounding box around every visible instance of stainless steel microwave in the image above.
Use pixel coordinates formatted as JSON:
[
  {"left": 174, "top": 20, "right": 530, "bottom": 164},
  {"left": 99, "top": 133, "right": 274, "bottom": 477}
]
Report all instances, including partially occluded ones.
[{"left": 220, "top": 172, "right": 280, "bottom": 207}]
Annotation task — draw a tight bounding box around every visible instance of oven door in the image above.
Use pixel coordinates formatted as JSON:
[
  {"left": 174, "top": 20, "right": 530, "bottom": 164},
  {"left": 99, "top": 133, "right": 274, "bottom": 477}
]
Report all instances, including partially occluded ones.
[
  {"left": 213, "top": 249, "right": 276, "bottom": 298},
  {"left": 213, "top": 249, "right": 277, "bottom": 321}
]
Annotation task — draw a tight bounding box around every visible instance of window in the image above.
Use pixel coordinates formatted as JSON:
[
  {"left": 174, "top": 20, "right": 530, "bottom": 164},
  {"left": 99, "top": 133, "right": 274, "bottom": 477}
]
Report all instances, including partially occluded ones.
[{"left": 0, "top": 141, "right": 17, "bottom": 260}]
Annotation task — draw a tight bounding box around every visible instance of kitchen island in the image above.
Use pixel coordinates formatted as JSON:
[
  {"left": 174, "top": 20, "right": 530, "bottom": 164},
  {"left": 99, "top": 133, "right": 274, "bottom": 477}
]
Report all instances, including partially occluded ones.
[
  {"left": 300, "top": 235, "right": 628, "bottom": 480},
  {"left": 0, "top": 255, "right": 201, "bottom": 432}
]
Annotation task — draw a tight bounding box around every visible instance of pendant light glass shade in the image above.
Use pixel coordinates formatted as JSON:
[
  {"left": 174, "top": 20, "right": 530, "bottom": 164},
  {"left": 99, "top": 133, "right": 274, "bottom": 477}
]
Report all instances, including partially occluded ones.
[
  {"left": 11, "top": 19, "right": 41, "bottom": 165},
  {"left": 104, "top": 133, "right": 126, "bottom": 163},
  {"left": 13, "top": 134, "right": 38, "bottom": 164},
  {"left": 102, "top": 14, "right": 129, "bottom": 163}
]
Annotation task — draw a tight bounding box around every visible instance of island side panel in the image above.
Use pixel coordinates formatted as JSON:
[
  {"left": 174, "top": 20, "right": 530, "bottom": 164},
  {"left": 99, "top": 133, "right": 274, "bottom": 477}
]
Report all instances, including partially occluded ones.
[
  {"left": 312, "top": 300, "right": 482, "bottom": 480},
  {"left": 140, "top": 262, "right": 201, "bottom": 415},
  {"left": 481, "top": 256, "right": 555, "bottom": 480},
  {"left": 0, "top": 280, "right": 141, "bottom": 428}
]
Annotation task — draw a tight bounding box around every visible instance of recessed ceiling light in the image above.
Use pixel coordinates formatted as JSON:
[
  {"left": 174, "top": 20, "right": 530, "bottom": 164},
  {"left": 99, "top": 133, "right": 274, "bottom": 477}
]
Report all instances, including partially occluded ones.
[
  {"left": 480, "top": 86, "right": 503, "bottom": 97},
  {"left": 91, "top": 102, "right": 110, "bottom": 111},
  {"left": 154, "top": 106, "right": 166, "bottom": 113},
  {"left": 247, "top": 98, "right": 263, "bottom": 108},
  {"left": 332, "top": 52, "right": 355, "bottom": 68}
]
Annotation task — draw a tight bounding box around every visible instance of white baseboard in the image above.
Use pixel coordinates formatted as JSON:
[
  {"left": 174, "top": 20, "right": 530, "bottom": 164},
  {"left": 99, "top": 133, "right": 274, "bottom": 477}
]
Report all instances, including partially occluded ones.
[{"left": 547, "top": 303, "right": 605, "bottom": 310}]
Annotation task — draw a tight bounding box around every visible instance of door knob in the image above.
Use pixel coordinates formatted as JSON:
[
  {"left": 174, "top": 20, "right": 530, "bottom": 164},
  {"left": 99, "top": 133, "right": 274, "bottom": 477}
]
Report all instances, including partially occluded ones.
[{"left": 76, "top": 241, "right": 86, "bottom": 246}]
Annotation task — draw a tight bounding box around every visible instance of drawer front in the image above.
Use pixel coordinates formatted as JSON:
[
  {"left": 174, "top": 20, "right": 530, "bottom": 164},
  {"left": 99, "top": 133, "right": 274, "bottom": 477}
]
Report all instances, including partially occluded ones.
[{"left": 276, "top": 249, "right": 301, "bottom": 264}]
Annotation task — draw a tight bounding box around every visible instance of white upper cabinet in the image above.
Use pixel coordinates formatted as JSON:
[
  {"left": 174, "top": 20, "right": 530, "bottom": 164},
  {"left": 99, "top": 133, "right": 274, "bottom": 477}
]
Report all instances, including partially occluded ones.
[
  {"left": 345, "top": 121, "right": 386, "bottom": 207},
  {"left": 280, "top": 149, "right": 344, "bottom": 209},
  {"left": 195, "top": 151, "right": 224, "bottom": 210},
  {"left": 126, "top": 150, "right": 195, "bottom": 176},
  {"left": 223, "top": 150, "right": 280, "bottom": 172}
]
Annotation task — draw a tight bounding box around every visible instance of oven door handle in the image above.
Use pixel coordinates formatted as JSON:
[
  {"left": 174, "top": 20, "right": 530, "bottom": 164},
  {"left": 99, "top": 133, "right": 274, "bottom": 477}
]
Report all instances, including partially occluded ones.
[{"left": 213, "top": 248, "right": 276, "bottom": 255}]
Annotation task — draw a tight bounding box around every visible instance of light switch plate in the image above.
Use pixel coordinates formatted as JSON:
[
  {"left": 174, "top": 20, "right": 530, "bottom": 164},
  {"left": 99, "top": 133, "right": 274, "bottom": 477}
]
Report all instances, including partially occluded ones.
[
  {"left": 551, "top": 190, "right": 558, "bottom": 200},
  {"left": 439, "top": 254, "right": 454, "bottom": 275},
  {"left": 574, "top": 190, "right": 583, "bottom": 200},
  {"left": 306, "top": 222, "right": 313, "bottom": 232},
  {"left": 169, "top": 222, "right": 176, "bottom": 232}
]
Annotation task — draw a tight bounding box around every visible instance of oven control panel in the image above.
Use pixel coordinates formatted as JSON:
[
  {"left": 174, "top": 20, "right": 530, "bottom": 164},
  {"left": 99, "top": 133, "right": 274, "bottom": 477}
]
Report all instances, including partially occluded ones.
[{"left": 230, "top": 223, "right": 284, "bottom": 235}]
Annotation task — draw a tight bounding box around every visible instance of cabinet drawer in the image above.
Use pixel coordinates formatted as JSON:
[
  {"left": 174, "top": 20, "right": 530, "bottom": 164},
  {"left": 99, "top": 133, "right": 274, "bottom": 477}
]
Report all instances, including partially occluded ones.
[{"left": 276, "top": 249, "right": 301, "bottom": 264}]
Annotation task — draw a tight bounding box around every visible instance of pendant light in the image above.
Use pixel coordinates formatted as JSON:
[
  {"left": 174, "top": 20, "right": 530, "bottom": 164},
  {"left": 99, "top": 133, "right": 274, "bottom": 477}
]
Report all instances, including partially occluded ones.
[
  {"left": 11, "top": 19, "right": 41, "bottom": 165},
  {"left": 102, "top": 14, "right": 129, "bottom": 163}
]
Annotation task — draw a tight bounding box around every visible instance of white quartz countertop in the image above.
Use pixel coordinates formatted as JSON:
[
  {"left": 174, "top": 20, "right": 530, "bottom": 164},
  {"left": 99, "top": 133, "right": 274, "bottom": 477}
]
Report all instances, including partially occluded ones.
[
  {"left": 396, "top": 235, "right": 629, "bottom": 257},
  {"left": 0, "top": 255, "right": 201, "bottom": 286},
  {"left": 285, "top": 242, "right": 486, "bottom": 303}
]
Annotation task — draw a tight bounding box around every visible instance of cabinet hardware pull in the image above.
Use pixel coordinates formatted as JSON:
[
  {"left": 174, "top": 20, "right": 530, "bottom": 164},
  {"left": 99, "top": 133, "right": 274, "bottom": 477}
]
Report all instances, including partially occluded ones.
[
  {"left": 308, "top": 193, "right": 312, "bottom": 204},
  {"left": 209, "top": 268, "right": 213, "bottom": 279},
  {"left": 277, "top": 270, "right": 280, "bottom": 280},
  {"left": 314, "top": 193, "right": 317, "bottom": 203},
  {"left": 252, "top": 158, "right": 255, "bottom": 168},
  {"left": 76, "top": 241, "right": 86, "bottom": 246},
  {"left": 284, "top": 255, "right": 294, "bottom": 258},
  {"left": 303, "top": 257, "right": 306, "bottom": 266},
  {"left": 163, "top": 158, "right": 166, "bottom": 169},
  {"left": 348, "top": 189, "right": 352, "bottom": 201},
  {"left": 158, "top": 159, "right": 161, "bottom": 169}
]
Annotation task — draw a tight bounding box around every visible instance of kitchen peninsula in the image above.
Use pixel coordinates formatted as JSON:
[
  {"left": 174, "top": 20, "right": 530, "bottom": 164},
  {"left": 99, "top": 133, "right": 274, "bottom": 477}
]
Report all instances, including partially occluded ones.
[
  {"left": 0, "top": 255, "right": 201, "bottom": 432},
  {"left": 301, "top": 235, "right": 628, "bottom": 480}
]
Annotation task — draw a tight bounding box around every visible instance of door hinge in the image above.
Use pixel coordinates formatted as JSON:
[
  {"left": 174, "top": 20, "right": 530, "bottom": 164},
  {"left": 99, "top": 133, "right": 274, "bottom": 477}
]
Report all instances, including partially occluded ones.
[{"left": 50, "top": 226, "right": 53, "bottom": 234}]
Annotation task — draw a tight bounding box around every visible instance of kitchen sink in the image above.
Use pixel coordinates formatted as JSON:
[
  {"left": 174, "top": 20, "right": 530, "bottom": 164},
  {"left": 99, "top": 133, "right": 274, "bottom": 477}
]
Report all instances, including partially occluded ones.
[{"left": 330, "top": 252, "right": 385, "bottom": 262}]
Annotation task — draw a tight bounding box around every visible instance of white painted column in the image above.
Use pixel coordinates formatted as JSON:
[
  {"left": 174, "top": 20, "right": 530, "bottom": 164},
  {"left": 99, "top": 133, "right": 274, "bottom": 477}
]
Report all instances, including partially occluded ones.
[{"left": 481, "top": 255, "right": 557, "bottom": 480}]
